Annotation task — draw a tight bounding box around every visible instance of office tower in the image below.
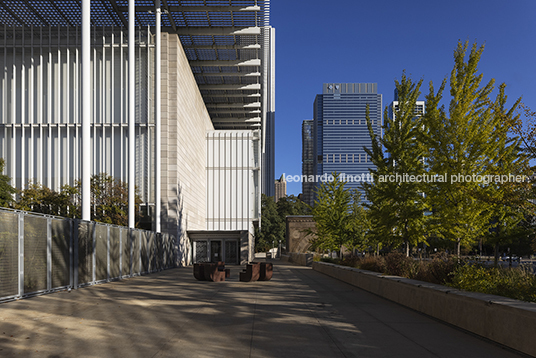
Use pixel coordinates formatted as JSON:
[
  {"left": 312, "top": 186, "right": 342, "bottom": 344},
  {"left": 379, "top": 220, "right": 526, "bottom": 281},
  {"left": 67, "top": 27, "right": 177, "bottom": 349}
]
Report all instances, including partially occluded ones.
[
  {"left": 302, "top": 120, "right": 315, "bottom": 206},
  {"left": 274, "top": 174, "right": 286, "bottom": 202},
  {"left": 388, "top": 89, "right": 426, "bottom": 170},
  {"left": 0, "top": 1, "right": 274, "bottom": 265},
  {"left": 389, "top": 88, "right": 425, "bottom": 122},
  {"left": 262, "top": 27, "right": 276, "bottom": 198},
  {"left": 312, "top": 83, "right": 382, "bottom": 202}
]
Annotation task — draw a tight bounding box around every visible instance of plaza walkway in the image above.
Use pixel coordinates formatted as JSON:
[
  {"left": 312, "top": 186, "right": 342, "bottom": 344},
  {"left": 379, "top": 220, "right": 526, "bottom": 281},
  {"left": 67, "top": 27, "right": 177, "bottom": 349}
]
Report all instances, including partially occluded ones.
[{"left": 0, "top": 261, "right": 527, "bottom": 358}]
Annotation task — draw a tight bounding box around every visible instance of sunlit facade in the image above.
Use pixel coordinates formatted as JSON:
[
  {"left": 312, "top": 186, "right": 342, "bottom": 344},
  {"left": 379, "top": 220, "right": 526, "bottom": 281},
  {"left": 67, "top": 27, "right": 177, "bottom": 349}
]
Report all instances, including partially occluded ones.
[{"left": 0, "top": 1, "right": 274, "bottom": 264}]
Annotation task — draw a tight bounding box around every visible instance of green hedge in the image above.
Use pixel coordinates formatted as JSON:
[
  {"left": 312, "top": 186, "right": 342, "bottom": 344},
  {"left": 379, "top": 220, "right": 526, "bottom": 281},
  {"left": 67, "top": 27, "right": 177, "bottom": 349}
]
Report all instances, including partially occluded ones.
[{"left": 332, "top": 254, "right": 536, "bottom": 303}]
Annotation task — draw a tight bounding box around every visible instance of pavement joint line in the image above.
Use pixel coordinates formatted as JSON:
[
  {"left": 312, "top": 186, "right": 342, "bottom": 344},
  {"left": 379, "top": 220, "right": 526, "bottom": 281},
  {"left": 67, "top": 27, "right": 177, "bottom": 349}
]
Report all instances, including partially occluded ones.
[
  {"left": 292, "top": 265, "right": 444, "bottom": 358},
  {"left": 150, "top": 276, "right": 228, "bottom": 358},
  {"left": 248, "top": 284, "right": 259, "bottom": 358},
  {"left": 0, "top": 262, "right": 528, "bottom": 357},
  {"left": 281, "top": 266, "right": 351, "bottom": 357}
]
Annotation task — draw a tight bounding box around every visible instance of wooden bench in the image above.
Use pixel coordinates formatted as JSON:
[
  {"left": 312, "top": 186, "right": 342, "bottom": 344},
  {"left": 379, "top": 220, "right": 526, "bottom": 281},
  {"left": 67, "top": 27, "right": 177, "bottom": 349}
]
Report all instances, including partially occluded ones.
[
  {"left": 193, "top": 261, "right": 228, "bottom": 282},
  {"left": 239, "top": 262, "right": 273, "bottom": 282},
  {"left": 258, "top": 262, "right": 273, "bottom": 281},
  {"left": 239, "top": 262, "right": 260, "bottom": 282}
]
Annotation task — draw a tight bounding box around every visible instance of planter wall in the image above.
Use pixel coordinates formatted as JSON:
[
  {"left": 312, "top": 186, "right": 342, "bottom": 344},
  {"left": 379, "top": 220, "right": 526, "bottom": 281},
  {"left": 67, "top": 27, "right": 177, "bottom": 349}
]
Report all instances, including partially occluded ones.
[{"left": 313, "top": 261, "right": 536, "bottom": 357}]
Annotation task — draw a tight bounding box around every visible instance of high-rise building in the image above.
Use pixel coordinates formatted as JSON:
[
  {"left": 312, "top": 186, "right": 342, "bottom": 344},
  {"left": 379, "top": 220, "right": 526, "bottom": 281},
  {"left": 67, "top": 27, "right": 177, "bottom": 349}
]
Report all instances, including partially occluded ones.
[
  {"left": 389, "top": 88, "right": 425, "bottom": 122},
  {"left": 274, "top": 174, "right": 286, "bottom": 202},
  {"left": 312, "top": 83, "right": 382, "bottom": 202},
  {"left": 0, "top": 1, "right": 274, "bottom": 265},
  {"left": 301, "top": 120, "right": 314, "bottom": 206},
  {"left": 388, "top": 89, "right": 425, "bottom": 168},
  {"left": 262, "top": 26, "right": 276, "bottom": 198}
]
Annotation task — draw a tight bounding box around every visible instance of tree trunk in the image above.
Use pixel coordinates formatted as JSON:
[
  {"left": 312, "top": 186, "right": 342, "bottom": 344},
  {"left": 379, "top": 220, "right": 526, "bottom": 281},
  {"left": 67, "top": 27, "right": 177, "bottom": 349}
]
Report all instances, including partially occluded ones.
[
  {"left": 494, "top": 243, "right": 499, "bottom": 267},
  {"left": 456, "top": 238, "right": 461, "bottom": 257},
  {"left": 405, "top": 241, "right": 410, "bottom": 257}
]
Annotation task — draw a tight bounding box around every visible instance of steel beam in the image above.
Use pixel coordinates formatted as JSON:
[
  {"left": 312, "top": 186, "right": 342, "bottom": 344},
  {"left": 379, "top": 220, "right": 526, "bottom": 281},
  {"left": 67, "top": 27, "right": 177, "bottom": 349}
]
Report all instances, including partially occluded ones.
[
  {"left": 209, "top": 109, "right": 261, "bottom": 114},
  {"left": 206, "top": 102, "right": 261, "bottom": 109},
  {"left": 184, "top": 44, "right": 260, "bottom": 50},
  {"left": 108, "top": 0, "right": 129, "bottom": 27},
  {"left": 117, "top": 6, "right": 260, "bottom": 12},
  {"left": 203, "top": 93, "right": 261, "bottom": 98},
  {"left": 211, "top": 117, "right": 261, "bottom": 122},
  {"left": 213, "top": 122, "right": 261, "bottom": 128},
  {"left": 174, "top": 26, "right": 261, "bottom": 36},
  {"left": 199, "top": 83, "right": 261, "bottom": 91},
  {"left": 190, "top": 59, "right": 260, "bottom": 67},
  {"left": 196, "top": 71, "right": 260, "bottom": 77},
  {"left": 161, "top": 0, "right": 177, "bottom": 32}
]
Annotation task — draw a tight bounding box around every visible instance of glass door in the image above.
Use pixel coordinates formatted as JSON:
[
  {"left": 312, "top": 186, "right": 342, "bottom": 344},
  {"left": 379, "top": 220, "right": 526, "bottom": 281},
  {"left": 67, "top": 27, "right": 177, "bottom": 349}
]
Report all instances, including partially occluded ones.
[
  {"left": 210, "top": 240, "right": 222, "bottom": 262},
  {"left": 224, "top": 240, "right": 239, "bottom": 264},
  {"left": 194, "top": 241, "right": 209, "bottom": 263}
]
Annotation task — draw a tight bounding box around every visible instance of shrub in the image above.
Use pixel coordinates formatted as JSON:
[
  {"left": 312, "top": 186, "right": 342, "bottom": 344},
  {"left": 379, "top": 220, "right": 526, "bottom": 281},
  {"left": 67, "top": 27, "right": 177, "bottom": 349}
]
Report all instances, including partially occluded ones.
[
  {"left": 357, "top": 256, "right": 385, "bottom": 273},
  {"left": 449, "top": 264, "right": 536, "bottom": 303},
  {"left": 425, "top": 256, "right": 459, "bottom": 284},
  {"left": 320, "top": 257, "right": 339, "bottom": 264},
  {"left": 384, "top": 253, "right": 413, "bottom": 276},
  {"left": 340, "top": 255, "right": 360, "bottom": 268},
  {"left": 321, "top": 252, "right": 536, "bottom": 302}
]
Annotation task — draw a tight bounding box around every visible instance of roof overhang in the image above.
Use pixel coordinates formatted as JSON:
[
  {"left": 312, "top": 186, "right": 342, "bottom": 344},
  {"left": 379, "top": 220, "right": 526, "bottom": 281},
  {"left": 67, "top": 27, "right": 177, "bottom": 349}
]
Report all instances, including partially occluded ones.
[{"left": 0, "top": 0, "right": 271, "bottom": 130}]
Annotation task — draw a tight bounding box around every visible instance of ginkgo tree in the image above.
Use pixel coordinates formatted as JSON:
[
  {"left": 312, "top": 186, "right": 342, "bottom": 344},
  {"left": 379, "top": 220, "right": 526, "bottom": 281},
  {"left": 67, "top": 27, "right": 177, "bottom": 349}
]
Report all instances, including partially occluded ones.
[
  {"left": 363, "top": 73, "right": 428, "bottom": 255},
  {"left": 310, "top": 172, "right": 369, "bottom": 256},
  {"left": 422, "top": 40, "right": 524, "bottom": 256}
]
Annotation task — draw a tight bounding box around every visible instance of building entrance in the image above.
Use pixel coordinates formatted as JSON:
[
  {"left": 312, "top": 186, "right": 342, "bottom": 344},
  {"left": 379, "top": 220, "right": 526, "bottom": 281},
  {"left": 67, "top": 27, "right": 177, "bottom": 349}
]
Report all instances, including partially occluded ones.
[
  {"left": 193, "top": 239, "right": 240, "bottom": 264},
  {"left": 210, "top": 241, "right": 222, "bottom": 262}
]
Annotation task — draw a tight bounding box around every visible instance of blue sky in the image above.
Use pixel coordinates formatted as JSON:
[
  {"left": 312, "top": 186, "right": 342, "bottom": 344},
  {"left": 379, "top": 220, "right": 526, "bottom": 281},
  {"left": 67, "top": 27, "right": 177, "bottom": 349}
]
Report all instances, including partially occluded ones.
[{"left": 271, "top": 0, "right": 536, "bottom": 196}]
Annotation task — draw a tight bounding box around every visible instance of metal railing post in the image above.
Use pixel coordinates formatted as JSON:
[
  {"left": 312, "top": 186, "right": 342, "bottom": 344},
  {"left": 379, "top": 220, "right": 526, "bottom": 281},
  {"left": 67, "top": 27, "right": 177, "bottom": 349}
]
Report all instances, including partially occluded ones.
[
  {"left": 92, "top": 222, "right": 96, "bottom": 284},
  {"left": 47, "top": 217, "right": 52, "bottom": 291},
  {"left": 18, "top": 213, "right": 24, "bottom": 298},
  {"left": 107, "top": 226, "right": 110, "bottom": 282}
]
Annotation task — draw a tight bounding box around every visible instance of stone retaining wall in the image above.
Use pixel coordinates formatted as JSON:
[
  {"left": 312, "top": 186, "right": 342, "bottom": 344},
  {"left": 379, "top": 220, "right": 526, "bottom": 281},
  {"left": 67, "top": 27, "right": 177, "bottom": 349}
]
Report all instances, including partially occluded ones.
[
  {"left": 281, "top": 253, "right": 313, "bottom": 266},
  {"left": 313, "top": 261, "right": 536, "bottom": 357}
]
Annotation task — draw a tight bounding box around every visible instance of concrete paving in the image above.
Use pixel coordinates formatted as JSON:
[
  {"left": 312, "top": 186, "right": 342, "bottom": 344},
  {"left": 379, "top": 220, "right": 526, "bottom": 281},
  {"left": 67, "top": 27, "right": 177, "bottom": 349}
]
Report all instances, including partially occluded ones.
[{"left": 0, "top": 261, "right": 528, "bottom": 358}]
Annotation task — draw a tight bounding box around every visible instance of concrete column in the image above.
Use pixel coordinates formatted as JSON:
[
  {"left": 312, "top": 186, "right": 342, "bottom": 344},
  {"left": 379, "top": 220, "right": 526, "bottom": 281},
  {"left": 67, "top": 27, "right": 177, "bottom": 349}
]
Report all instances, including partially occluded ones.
[
  {"left": 128, "top": 0, "right": 135, "bottom": 228},
  {"left": 81, "top": 0, "right": 90, "bottom": 221},
  {"left": 155, "top": 1, "right": 161, "bottom": 233}
]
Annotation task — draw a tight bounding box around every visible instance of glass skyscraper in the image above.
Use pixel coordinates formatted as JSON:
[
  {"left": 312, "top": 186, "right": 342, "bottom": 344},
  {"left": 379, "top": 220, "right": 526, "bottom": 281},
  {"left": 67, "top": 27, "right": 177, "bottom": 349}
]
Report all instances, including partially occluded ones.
[
  {"left": 301, "top": 120, "right": 315, "bottom": 206},
  {"left": 310, "top": 83, "right": 382, "bottom": 203}
]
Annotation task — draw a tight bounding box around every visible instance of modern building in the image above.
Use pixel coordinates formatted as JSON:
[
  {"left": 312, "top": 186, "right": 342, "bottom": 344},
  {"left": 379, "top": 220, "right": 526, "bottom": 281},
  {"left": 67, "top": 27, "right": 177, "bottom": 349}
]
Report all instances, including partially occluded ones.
[
  {"left": 274, "top": 174, "right": 286, "bottom": 202},
  {"left": 0, "top": 1, "right": 274, "bottom": 265},
  {"left": 388, "top": 90, "right": 426, "bottom": 173},
  {"left": 311, "top": 83, "right": 382, "bottom": 202},
  {"left": 301, "top": 119, "right": 314, "bottom": 206},
  {"left": 389, "top": 88, "right": 425, "bottom": 123}
]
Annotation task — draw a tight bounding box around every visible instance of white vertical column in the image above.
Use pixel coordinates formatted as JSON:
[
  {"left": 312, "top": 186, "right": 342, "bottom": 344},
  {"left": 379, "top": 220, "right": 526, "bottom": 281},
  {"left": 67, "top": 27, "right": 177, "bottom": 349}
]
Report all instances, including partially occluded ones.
[
  {"left": 111, "top": 29, "right": 114, "bottom": 179},
  {"left": 66, "top": 27, "right": 70, "bottom": 186},
  {"left": 21, "top": 27, "right": 25, "bottom": 189},
  {"left": 38, "top": 27, "right": 42, "bottom": 185},
  {"left": 120, "top": 29, "right": 124, "bottom": 183},
  {"left": 47, "top": 28, "right": 52, "bottom": 189},
  {"left": 11, "top": 27, "right": 16, "bottom": 186},
  {"left": 29, "top": 26, "right": 34, "bottom": 184},
  {"left": 81, "top": 0, "right": 91, "bottom": 221},
  {"left": 55, "top": 27, "right": 60, "bottom": 190},
  {"left": 93, "top": 45, "right": 96, "bottom": 177},
  {"left": 128, "top": 0, "right": 135, "bottom": 228},
  {"left": 1, "top": 26, "right": 5, "bottom": 164},
  {"left": 101, "top": 29, "right": 105, "bottom": 175},
  {"left": 74, "top": 27, "right": 79, "bottom": 190},
  {"left": 155, "top": 1, "right": 161, "bottom": 233}
]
